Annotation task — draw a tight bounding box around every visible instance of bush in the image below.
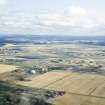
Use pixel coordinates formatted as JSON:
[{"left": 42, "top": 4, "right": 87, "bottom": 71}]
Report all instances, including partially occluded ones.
[
  {"left": 30, "top": 97, "right": 51, "bottom": 105},
  {"left": 0, "top": 93, "right": 20, "bottom": 105}
]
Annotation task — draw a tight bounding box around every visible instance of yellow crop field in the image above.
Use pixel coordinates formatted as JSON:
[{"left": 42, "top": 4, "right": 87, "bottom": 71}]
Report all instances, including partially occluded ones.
[
  {"left": 18, "top": 71, "right": 71, "bottom": 88},
  {"left": 92, "top": 82, "right": 105, "bottom": 97},
  {"left": 18, "top": 70, "right": 105, "bottom": 98},
  {"left": 0, "top": 64, "right": 18, "bottom": 74},
  {"left": 46, "top": 72, "right": 105, "bottom": 96},
  {"left": 48, "top": 94, "right": 105, "bottom": 105}
]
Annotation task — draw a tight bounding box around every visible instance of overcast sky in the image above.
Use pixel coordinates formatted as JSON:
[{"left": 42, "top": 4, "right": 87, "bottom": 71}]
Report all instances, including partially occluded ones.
[{"left": 0, "top": 0, "right": 105, "bottom": 36}]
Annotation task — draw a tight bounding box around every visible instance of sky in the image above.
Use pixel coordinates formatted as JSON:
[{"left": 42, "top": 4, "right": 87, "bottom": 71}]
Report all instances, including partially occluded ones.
[{"left": 0, "top": 0, "right": 105, "bottom": 36}]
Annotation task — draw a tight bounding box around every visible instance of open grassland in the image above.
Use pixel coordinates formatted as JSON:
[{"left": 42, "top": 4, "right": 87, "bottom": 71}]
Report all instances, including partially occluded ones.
[{"left": 0, "top": 64, "right": 18, "bottom": 74}]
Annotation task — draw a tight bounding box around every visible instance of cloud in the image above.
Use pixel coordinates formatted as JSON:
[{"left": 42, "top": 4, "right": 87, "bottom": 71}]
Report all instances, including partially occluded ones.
[
  {"left": 39, "top": 5, "right": 105, "bottom": 35},
  {"left": 0, "top": 5, "right": 105, "bottom": 35},
  {"left": 64, "top": 5, "right": 86, "bottom": 17},
  {"left": 0, "top": 0, "right": 7, "bottom": 5}
]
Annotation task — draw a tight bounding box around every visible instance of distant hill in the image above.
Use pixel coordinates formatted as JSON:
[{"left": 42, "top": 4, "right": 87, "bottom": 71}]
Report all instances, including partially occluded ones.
[{"left": 0, "top": 35, "right": 105, "bottom": 45}]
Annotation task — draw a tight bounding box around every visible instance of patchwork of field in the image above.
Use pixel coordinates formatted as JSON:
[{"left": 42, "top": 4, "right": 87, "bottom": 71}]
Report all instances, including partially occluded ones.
[
  {"left": 1, "top": 43, "right": 105, "bottom": 75},
  {"left": 0, "top": 64, "right": 18, "bottom": 74},
  {"left": 1, "top": 43, "right": 105, "bottom": 104},
  {"left": 18, "top": 71, "right": 105, "bottom": 104}
]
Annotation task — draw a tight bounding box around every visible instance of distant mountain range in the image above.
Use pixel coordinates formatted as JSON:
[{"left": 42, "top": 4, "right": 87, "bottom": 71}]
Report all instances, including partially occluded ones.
[{"left": 0, "top": 35, "right": 105, "bottom": 46}]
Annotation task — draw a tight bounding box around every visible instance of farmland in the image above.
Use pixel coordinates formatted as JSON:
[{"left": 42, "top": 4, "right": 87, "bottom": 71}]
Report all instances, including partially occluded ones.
[
  {"left": 0, "top": 43, "right": 105, "bottom": 75},
  {"left": 0, "top": 64, "right": 18, "bottom": 74},
  {"left": 0, "top": 42, "right": 105, "bottom": 105},
  {"left": 17, "top": 71, "right": 105, "bottom": 105},
  {"left": 17, "top": 71, "right": 71, "bottom": 88},
  {"left": 48, "top": 93, "right": 105, "bottom": 105},
  {"left": 17, "top": 71, "right": 105, "bottom": 97}
]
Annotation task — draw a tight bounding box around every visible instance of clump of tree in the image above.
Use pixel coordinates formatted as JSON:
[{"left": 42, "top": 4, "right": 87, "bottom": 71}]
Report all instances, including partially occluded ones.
[
  {"left": 29, "top": 96, "right": 51, "bottom": 105},
  {"left": 0, "top": 93, "right": 20, "bottom": 105},
  {"left": 0, "top": 93, "right": 52, "bottom": 105},
  {"left": 0, "top": 81, "right": 52, "bottom": 105}
]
